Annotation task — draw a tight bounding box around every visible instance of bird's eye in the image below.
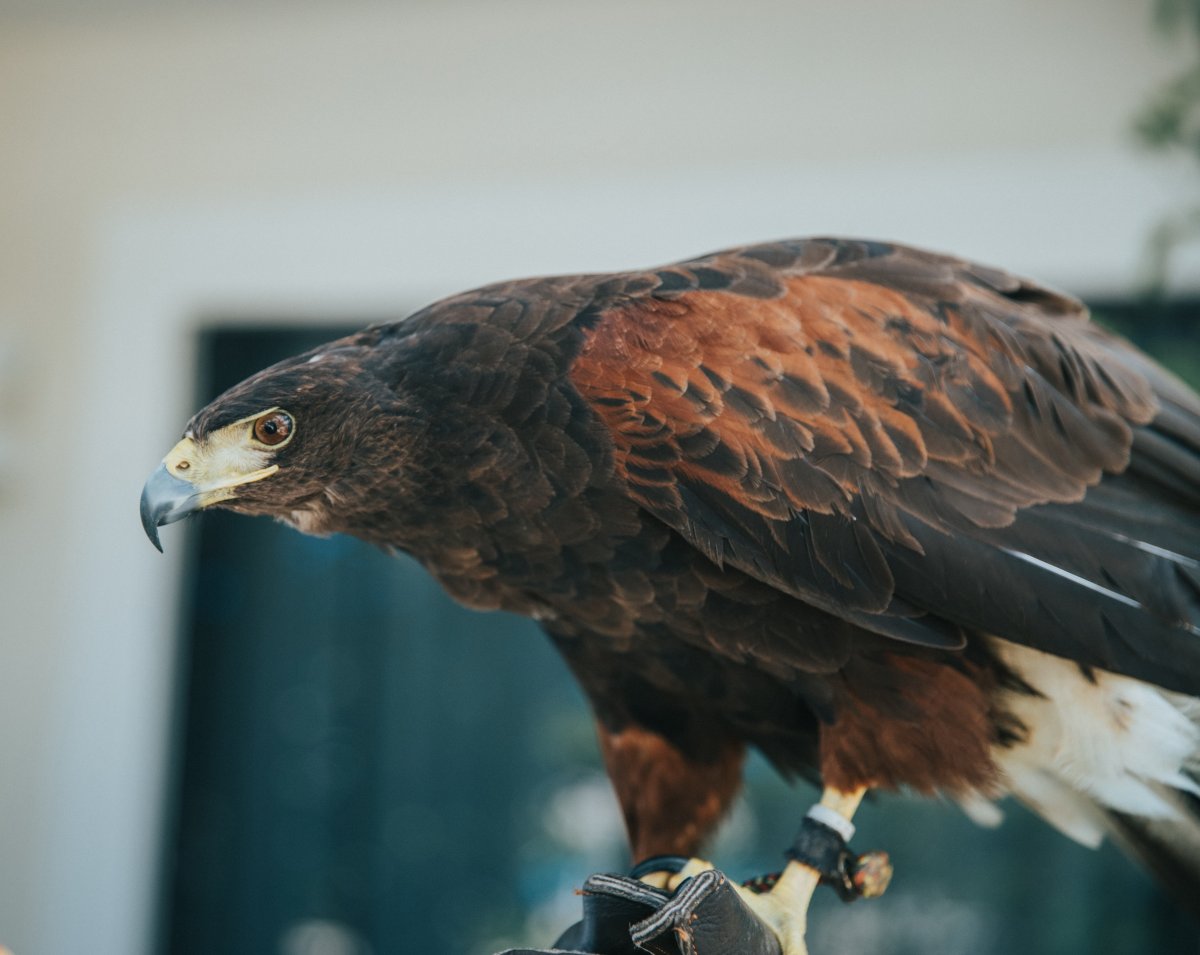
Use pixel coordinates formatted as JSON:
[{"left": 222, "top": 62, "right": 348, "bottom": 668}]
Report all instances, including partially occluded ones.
[{"left": 253, "top": 411, "right": 294, "bottom": 447}]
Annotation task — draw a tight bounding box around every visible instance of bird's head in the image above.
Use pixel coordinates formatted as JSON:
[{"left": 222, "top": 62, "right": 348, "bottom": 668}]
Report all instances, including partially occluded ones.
[{"left": 140, "top": 340, "right": 414, "bottom": 551}]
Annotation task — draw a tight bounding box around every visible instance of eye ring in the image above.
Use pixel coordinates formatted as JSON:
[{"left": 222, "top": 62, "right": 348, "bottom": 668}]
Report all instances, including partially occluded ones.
[{"left": 253, "top": 411, "right": 294, "bottom": 447}]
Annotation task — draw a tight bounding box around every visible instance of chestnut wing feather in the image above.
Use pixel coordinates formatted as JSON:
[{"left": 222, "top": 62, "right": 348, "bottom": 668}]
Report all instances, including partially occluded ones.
[{"left": 568, "top": 238, "right": 1200, "bottom": 692}]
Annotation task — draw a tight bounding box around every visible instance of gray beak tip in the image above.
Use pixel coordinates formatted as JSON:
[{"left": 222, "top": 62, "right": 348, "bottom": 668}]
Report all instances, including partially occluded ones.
[
  {"left": 140, "top": 484, "right": 164, "bottom": 552},
  {"left": 147, "top": 525, "right": 164, "bottom": 554},
  {"left": 140, "top": 463, "right": 201, "bottom": 552}
]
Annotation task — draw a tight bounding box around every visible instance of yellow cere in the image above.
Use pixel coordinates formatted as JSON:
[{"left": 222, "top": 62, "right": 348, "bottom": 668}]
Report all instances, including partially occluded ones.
[{"left": 162, "top": 409, "right": 285, "bottom": 506}]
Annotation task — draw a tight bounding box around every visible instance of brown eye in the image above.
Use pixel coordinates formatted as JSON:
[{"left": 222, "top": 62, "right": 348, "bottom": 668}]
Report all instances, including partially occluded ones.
[{"left": 253, "top": 411, "right": 293, "bottom": 446}]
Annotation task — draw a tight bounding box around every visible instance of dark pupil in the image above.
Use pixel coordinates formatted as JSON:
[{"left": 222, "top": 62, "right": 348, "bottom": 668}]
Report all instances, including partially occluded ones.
[{"left": 257, "top": 413, "right": 290, "bottom": 444}]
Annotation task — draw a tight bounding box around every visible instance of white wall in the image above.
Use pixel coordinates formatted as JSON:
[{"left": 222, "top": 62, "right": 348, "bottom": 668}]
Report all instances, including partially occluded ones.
[{"left": 0, "top": 1, "right": 1190, "bottom": 953}]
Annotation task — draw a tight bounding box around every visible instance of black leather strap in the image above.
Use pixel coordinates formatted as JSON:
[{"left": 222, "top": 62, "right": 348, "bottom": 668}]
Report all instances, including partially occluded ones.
[
  {"left": 785, "top": 816, "right": 893, "bottom": 903},
  {"left": 786, "top": 816, "right": 847, "bottom": 877}
]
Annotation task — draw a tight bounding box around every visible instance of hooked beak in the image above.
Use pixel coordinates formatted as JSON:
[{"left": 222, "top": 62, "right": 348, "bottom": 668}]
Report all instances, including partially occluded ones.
[
  {"left": 140, "top": 463, "right": 204, "bottom": 552},
  {"left": 140, "top": 426, "right": 280, "bottom": 552}
]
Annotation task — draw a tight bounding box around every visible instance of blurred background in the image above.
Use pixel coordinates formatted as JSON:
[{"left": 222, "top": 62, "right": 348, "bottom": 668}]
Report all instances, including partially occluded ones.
[{"left": 2, "top": 1, "right": 1199, "bottom": 953}]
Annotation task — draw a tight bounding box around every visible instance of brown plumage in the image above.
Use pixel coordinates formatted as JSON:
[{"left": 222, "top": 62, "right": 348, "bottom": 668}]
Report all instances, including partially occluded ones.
[{"left": 142, "top": 237, "right": 1200, "bottom": 911}]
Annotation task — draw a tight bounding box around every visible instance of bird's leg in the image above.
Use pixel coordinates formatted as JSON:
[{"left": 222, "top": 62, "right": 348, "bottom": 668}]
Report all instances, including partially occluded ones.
[
  {"left": 731, "top": 786, "right": 861, "bottom": 954},
  {"left": 741, "top": 786, "right": 895, "bottom": 954},
  {"left": 647, "top": 786, "right": 889, "bottom": 955},
  {"left": 596, "top": 720, "right": 745, "bottom": 868}
]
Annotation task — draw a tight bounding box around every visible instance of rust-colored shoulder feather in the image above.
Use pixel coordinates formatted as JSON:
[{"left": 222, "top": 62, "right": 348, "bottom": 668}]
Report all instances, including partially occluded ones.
[{"left": 564, "top": 238, "right": 1200, "bottom": 691}]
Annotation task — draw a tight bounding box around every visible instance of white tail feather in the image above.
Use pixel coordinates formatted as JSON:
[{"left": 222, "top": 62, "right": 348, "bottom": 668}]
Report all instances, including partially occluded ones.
[{"left": 969, "top": 640, "right": 1200, "bottom": 843}]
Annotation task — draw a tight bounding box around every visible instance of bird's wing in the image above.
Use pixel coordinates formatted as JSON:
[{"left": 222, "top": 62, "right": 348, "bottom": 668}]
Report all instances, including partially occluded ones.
[{"left": 567, "top": 238, "right": 1200, "bottom": 693}]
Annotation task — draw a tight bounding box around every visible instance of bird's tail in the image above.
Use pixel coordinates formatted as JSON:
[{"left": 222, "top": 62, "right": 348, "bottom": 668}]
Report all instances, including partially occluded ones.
[
  {"left": 966, "top": 643, "right": 1200, "bottom": 920},
  {"left": 1103, "top": 786, "right": 1200, "bottom": 921},
  {"left": 1097, "top": 689, "right": 1200, "bottom": 919}
]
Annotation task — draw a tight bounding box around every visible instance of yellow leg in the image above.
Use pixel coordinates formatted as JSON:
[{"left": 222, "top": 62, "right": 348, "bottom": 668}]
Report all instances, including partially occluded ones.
[
  {"left": 636, "top": 856, "right": 720, "bottom": 890},
  {"left": 817, "top": 785, "right": 866, "bottom": 820},
  {"left": 739, "top": 786, "right": 867, "bottom": 953},
  {"left": 636, "top": 786, "right": 871, "bottom": 955}
]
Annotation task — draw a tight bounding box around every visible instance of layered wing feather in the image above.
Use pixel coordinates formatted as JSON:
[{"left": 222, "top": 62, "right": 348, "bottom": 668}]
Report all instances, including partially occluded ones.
[{"left": 567, "top": 238, "right": 1200, "bottom": 693}]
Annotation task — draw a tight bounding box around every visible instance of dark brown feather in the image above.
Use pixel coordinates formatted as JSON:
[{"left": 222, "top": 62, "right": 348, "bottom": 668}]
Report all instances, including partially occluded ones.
[
  {"left": 178, "top": 236, "right": 1200, "bottom": 864},
  {"left": 597, "top": 722, "right": 745, "bottom": 859},
  {"left": 567, "top": 240, "right": 1197, "bottom": 691}
]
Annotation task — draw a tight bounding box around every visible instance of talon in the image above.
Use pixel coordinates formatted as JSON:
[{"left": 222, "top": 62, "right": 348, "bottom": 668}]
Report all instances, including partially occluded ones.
[
  {"left": 848, "top": 850, "right": 892, "bottom": 899},
  {"left": 632, "top": 855, "right": 714, "bottom": 891},
  {"left": 629, "top": 787, "right": 882, "bottom": 955},
  {"left": 636, "top": 869, "right": 671, "bottom": 890},
  {"left": 667, "top": 856, "right": 715, "bottom": 891},
  {"left": 731, "top": 861, "right": 818, "bottom": 954},
  {"left": 787, "top": 788, "right": 891, "bottom": 903},
  {"left": 821, "top": 845, "right": 893, "bottom": 902},
  {"left": 731, "top": 786, "right": 880, "bottom": 953}
]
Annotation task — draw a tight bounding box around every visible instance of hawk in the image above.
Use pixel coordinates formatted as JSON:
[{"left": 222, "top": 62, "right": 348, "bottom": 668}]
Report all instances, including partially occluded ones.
[{"left": 142, "top": 238, "right": 1200, "bottom": 952}]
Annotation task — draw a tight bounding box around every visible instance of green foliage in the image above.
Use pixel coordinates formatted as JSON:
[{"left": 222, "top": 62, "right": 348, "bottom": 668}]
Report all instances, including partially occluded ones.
[
  {"left": 1151, "top": 0, "right": 1200, "bottom": 35},
  {"left": 1138, "top": 0, "right": 1200, "bottom": 290},
  {"left": 1135, "top": 64, "right": 1200, "bottom": 150}
]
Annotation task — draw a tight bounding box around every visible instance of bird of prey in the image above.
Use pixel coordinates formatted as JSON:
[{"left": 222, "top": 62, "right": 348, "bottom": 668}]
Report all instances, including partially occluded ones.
[{"left": 141, "top": 238, "right": 1200, "bottom": 952}]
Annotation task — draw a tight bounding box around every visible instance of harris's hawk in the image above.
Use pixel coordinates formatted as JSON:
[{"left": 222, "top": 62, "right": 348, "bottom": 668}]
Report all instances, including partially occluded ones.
[{"left": 141, "top": 238, "right": 1200, "bottom": 952}]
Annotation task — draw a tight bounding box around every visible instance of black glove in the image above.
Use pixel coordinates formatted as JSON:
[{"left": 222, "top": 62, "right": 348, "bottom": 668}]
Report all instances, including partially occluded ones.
[{"left": 498, "top": 865, "right": 781, "bottom": 955}]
